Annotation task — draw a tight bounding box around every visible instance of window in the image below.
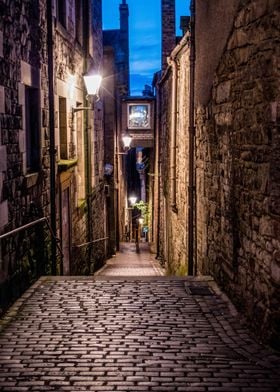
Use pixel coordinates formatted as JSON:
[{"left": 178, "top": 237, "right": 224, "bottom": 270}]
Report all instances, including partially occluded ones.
[
  {"left": 128, "top": 104, "right": 151, "bottom": 129},
  {"left": 57, "top": 0, "right": 66, "bottom": 28},
  {"left": 25, "top": 86, "right": 40, "bottom": 172},
  {"left": 75, "top": 0, "right": 83, "bottom": 45},
  {"left": 59, "top": 97, "right": 68, "bottom": 159}
]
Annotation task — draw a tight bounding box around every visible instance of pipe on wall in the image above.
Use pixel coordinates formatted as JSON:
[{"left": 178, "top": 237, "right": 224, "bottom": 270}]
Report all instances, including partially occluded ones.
[
  {"left": 188, "top": 0, "right": 196, "bottom": 275},
  {"left": 46, "top": 0, "right": 57, "bottom": 275},
  {"left": 167, "top": 56, "right": 178, "bottom": 212}
]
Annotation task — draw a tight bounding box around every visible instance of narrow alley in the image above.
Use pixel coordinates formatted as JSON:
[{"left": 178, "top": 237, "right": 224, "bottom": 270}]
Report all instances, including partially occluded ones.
[
  {"left": 1, "top": 0, "right": 280, "bottom": 390},
  {"left": 0, "top": 244, "right": 279, "bottom": 391}
]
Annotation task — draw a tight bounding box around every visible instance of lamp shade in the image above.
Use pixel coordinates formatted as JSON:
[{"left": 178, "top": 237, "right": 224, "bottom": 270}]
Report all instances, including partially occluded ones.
[
  {"left": 129, "top": 196, "right": 137, "bottom": 206},
  {"left": 122, "top": 133, "right": 132, "bottom": 148},
  {"left": 83, "top": 74, "right": 102, "bottom": 96}
]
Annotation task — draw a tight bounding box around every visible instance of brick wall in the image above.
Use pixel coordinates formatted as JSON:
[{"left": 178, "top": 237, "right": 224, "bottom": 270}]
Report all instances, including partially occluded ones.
[{"left": 196, "top": 0, "right": 280, "bottom": 348}]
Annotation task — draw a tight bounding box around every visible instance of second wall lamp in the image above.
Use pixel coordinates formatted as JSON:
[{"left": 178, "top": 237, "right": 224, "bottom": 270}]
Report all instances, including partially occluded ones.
[
  {"left": 72, "top": 73, "right": 102, "bottom": 113},
  {"left": 116, "top": 130, "right": 133, "bottom": 155}
]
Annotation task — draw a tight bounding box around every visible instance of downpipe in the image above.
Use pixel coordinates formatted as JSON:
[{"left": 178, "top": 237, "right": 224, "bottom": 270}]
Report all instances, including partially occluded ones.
[
  {"left": 46, "top": 0, "right": 57, "bottom": 275},
  {"left": 188, "top": 0, "right": 196, "bottom": 275},
  {"left": 167, "top": 57, "right": 178, "bottom": 212}
]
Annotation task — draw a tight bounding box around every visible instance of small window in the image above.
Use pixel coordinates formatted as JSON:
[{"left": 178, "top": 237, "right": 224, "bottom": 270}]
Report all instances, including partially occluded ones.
[
  {"left": 25, "top": 86, "right": 40, "bottom": 172},
  {"left": 75, "top": 0, "right": 83, "bottom": 45},
  {"left": 59, "top": 97, "right": 68, "bottom": 159},
  {"left": 57, "top": 0, "right": 66, "bottom": 28}
]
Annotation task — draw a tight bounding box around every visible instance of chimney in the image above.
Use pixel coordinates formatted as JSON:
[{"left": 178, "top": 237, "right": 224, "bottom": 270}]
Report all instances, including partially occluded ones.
[
  {"left": 119, "top": 0, "right": 130, "bottom": 95},
  {"left": 119, "top": 0, "right": 129, "bottom": 32},
  {"left": 161, "top": 0, "right": 176, "bottom": 71}
]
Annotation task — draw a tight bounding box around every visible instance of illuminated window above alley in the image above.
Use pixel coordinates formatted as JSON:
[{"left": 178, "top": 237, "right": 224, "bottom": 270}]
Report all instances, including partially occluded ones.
[{"left": 127, "top": 104, "right": 151, "bottom": 129}]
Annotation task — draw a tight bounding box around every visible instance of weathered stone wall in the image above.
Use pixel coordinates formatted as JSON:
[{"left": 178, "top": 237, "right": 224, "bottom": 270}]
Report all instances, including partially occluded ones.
[
  {"left": 103, "top": 46, "right": 117, "bottom": 255},
  {"left": 53, "top": 0, "right": 106, "bottom": 274},
  {"left": 0, "top": 0, "right": 50, "bottom": 229},
  {"left": 196, "top": 0, "right": 280, "bottom": 348},
  {"left": 0, "top": 0, "right": 51, "bottom": 311},
  {"left": 158, "top": 41, "right": 190, "bottom": 274},
  {"left": 0, "top": 0, "right": 106, "bottom": 308}
]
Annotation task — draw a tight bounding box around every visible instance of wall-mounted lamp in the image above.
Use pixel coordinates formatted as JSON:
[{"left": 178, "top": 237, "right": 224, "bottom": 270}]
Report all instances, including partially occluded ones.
[
  {"left": 116, "top": 131, "right": 133, "bottom": 155},
  {"left": 138, "top": 217, "right": 144, "bottom": 225},
  {"left": 83, "top": 74, "right": 102, "bottom": 96},
  {"left": 129, "top": 195, "right": 137, "bottom": 206},
  {"left": 72, "top": 73, "right": 102, "bottom": 113},
  {"left": 122, "top": 132, "right": 132, "bottom": 149}
]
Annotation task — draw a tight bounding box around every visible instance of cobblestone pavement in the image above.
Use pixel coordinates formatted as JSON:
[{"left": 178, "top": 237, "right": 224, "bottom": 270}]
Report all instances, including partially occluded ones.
[
  {"left": 0, "top": 275, "right": 279, "bottom": 391},
  {"left": 95, "top": 242, "right": 164, "bottom": 277}
]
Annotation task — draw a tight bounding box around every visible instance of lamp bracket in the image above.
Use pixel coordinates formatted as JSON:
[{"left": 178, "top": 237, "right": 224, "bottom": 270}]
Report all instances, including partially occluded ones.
[{"left": 72, "top": 106, "right": 92, "bottom": 113}]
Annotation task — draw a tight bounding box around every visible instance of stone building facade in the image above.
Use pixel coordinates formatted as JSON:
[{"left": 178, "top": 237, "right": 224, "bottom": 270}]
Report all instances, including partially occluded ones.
[
  {"left": 156, "top": 35, "right": 190, "bottom": 274},
  {"left": 103, "top": 0, "right": 130, "bottom": 250},
  {"left": 0, "top": 0, "right": 51, "bottom": 310},
  {"left": 0, "top": 0, "right": 107, "bottom": 311},
  {"left": 157, "top": 0, "right": 280, "bottom": 347},
  {"left": 53, "top": 0, "right": 106, "bottom": 276},
  {"left": 196, "top": 0, "right": 280, "bottom": 348}
]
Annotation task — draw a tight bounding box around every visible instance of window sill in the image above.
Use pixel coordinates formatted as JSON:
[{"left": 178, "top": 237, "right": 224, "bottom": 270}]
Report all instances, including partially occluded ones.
[
  {"left": 23, "top": 172, "right": 39, "bottom": 189},
  {"left": 58, "top": 159, "right": 78, "bottom": 172}
]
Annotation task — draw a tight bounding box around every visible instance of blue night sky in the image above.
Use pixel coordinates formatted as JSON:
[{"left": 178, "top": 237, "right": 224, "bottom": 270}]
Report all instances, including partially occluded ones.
[{"left": 102, "top": 0, "right": 190, "bottom": 96}]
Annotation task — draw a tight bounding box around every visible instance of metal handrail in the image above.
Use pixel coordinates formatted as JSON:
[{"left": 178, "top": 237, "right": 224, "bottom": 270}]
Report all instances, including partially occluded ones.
[
  {"left": 0, "top": 217, "right": 63, "bottom": 259},
  {"left": 73, "top": 236, "right": 109, "bottom": 248}
]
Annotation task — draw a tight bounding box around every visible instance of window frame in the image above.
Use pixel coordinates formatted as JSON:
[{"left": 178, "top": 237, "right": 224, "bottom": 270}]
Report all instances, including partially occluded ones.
[
  {"left": 25, "top": 86, "right": 41, "bottom": 173},
  {"left": 57, "top": 0, "right": 67, "bottom": 28}
]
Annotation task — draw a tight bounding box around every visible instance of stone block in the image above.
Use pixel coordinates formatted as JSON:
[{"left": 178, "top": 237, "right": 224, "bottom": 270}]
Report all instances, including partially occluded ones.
[
  {"left": 0, "top": 201, "right": 8, "bottom": 229},
  {"left": 20, "top": 61, "right": 39, "bottom": 88},
  {"left": 0, "top": 86, "right": 4, "bottom": 113},
  {"left": 19, "top": 130, "right": 25, "bottom": 153},
  {"left": 0, "top": 30, "right": 2, "bottom": 58},
  {"left": 0, "top": 146, "right": 7, "bottom": 171},
  {"left": 259, "top": 216, "right": 274, "bottom": 237},
  {"left": 235, "top": 0, "right": 267, "bottom": 28},
  {"left": 271, "top": 260, "right": 280, "bottom": 284},
  {"left": 0, "top": 172, "right": 3, "bottom": 200},
  {"left": 216, "top": 81, "right": 231, "bottom": 104}
]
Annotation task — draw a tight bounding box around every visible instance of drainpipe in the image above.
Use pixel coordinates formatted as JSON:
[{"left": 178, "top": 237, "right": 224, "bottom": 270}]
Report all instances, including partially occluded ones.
[
  {"left": 47, "top": 0, "right": 57, "bottom": 275},
  {"left": 83, "top": 1, "right": 92, "bottom": 257},
  {"left": 154, "top": 75, "right": 161, "bottom": 259},
  {"left": 167, "top": 57, "right": 178, "bottom": 212},
  {"left": 188, "top": 0, "right": 196, "bottom": 275}
]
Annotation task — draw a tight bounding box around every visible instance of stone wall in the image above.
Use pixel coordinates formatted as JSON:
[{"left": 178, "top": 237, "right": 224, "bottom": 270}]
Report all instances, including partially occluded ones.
[
  {"left": 53, "top": 0, "right": 107, "bottom": 275},
  {"left": 103, "top": 46, "right": 117, "bottom": 255},
  {"left": 0, "top": 0, "right": 51, "bottom": 311},
  {"left": 196, "top": 0, "right": 280, "bottom": 348},
  {"left": 0, "top": 0, "right": 107, "bottom": 310},
  {"left": 158, "top": 39, "right": 190, "bottom": 274}
]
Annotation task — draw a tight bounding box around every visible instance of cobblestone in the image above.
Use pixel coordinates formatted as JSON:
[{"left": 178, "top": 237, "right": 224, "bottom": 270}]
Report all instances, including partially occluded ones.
[{"left": 0, "top": 245, "right": 279, "bottom": 391}]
